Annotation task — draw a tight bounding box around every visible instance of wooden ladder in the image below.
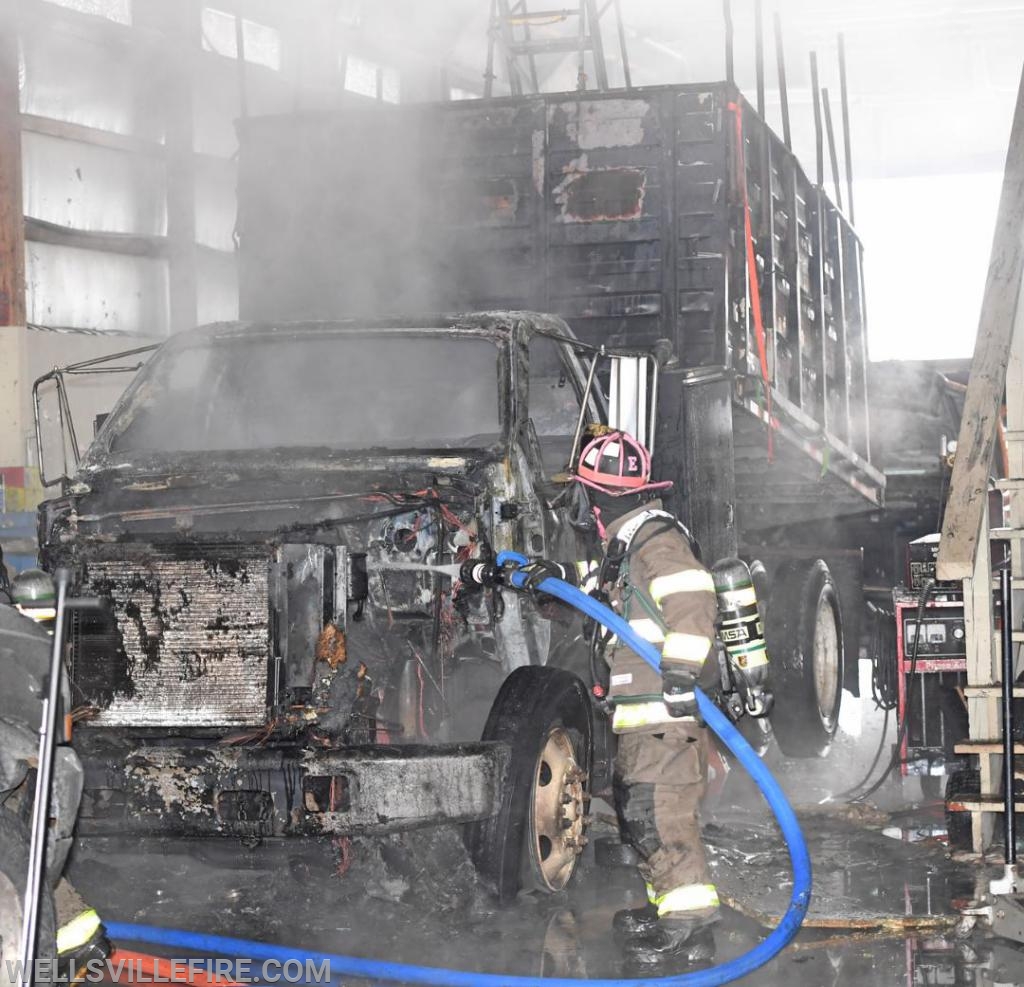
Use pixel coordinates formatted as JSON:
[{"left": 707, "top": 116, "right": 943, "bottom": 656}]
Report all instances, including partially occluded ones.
[
  {"left": 941, "top": 67, "right": 1024, "bottom": 851},
  {"left": 952, "top": 424, "right": 1024, "bottom": 850}
]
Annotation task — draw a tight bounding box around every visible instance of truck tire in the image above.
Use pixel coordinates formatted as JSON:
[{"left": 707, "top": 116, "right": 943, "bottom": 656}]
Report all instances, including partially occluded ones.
[
  {"left": 0, "top": 809, "right": 56, "bottom": 986},
  {"left": 767, "top": 559, "right": 844, "bottom": 758},
  {"left": 466, "top": 666, "right": 592, "bottom": 902}
]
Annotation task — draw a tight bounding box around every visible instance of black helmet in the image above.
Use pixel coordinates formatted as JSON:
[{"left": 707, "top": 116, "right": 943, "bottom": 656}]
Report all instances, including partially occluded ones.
[{"left": 11, "top": 569, "right": 57, "bottom": 621}]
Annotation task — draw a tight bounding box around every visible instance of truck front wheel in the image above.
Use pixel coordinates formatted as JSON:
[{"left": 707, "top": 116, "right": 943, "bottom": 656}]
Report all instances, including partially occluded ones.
[
  {"left": 767, "top": 559, "right": 844, "bottom": 758},
  {"left": 465, "top": 666, "right": 592, "bottom": 902}
]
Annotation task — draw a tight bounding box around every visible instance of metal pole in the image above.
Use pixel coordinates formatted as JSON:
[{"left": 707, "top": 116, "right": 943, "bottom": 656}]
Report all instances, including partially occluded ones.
[
  {"left": 1002, "top": 567, "right": 1017, "bottom": 864},
  {"left": 613, "top": 0, "right": 631, "bottom": 89},
  {"left": 823, "top": 87, "right": 844, "bottom": 212},
  {"left": 484, "top": 0, "right": 497, "bottom": 97},
  {"left": 18, "top": 569, "right": 71, "bottom": 987},
  {"left": 723, "top": 0, "right": 734, "bottom": 86},
  {"left": 810, "top": 51, "right": 824, "bottom": 188},
  {"left": 754, "top": 0, "right": 765, "bottom": 117},
  {"left": 774, "top": 13, "right": 791, "bottom": 149},
  {"left": 234, "top": 14, "right": 248, "bottom": 120},
  {"left": 838, "top": 33, "right": 856, "bottom": 224},
  {"left": 569, "top": 355, "right": 600, "bottom": 471},
  {"left": 576, "top": 0, "right": 587, "bottom": 91},
  {"left": 584, "top": 0, "right": 609, "bottom": 90},
  {"left": 518, "top": 0, "right": 541, "bottom": 93}
]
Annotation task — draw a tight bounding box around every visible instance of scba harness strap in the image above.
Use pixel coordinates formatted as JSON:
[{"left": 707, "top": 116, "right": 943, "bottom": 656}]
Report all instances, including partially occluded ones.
[
  {"left": 604, "top": 509, "right": 700, "bottom": 586},
  {"left": 594, "top": 509, "right": 701, "bottom": 653}
]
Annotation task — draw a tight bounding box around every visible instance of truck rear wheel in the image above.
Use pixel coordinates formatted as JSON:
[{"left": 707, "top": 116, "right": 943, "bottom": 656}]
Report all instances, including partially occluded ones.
[
  {"left": 767, "top": 559, "right": 844, "bottom": 758},
  {"left": 465, "top": 666, "right": 592, "bottom": 902}
]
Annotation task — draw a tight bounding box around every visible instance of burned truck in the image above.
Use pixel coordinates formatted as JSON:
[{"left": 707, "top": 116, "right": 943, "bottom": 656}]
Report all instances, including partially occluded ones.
[
  {"left": 35, "top": 312, "right": 657, "bottom": 899},
  {"left": 236, "top": 82, "right": 885, "bottom": 758}
]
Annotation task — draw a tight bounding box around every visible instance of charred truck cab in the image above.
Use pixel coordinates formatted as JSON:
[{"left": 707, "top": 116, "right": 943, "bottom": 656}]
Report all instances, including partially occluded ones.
[{"left": 36, "top": 312, "right": 640, "bottom": 897}]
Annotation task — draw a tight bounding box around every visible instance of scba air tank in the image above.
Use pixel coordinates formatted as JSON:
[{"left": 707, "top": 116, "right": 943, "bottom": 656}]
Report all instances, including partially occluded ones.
[{"left": 711, "top": 558, "right": 770, "bottom": 713}]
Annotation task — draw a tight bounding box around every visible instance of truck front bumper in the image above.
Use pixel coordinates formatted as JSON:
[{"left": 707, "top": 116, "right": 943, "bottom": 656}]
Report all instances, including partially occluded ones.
[{"left": 76, "top": 741, "right": 509, "bottom": 838}]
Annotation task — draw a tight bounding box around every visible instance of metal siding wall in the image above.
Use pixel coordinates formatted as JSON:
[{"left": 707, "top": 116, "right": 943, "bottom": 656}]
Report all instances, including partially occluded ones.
[
  {"left": 22, "top": 131, "right": 166, "bottom": 235},
  {"left": 25, "top": 241, "right": 169, "bottom": 334},
  {"left": 19, "top": 26, "right": 139, "bottom": 135}
]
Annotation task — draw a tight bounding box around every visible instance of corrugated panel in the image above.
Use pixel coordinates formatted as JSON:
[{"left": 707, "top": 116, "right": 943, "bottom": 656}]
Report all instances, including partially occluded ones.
[
  {"left": 22, "top": 132, "right": 167, "bottom": 235},
  {"left": 25, "top": 241, "right": 169, "bottom": 334},
  {"left": 77, "top": 552, "right": 270, "bottom": 727}
]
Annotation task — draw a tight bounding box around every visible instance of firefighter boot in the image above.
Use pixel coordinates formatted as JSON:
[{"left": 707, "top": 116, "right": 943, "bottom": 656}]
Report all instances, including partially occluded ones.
[
  {"left": 56, "top": 908, "right": 111, "bottom": 983},
  {"left": 621, "top": 911, "right": 718, "bottom": 970},
  {"left": 612, "top": 903, "right": 660, "bottom": 939}
]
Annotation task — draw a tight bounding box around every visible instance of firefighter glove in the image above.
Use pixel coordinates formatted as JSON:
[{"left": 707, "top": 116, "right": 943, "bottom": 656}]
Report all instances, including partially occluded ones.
[
  {"left": 662, "top": 666, "right": 700, "bottom": 719},
  {"left": 520, "top": 559, "right": 577, "bottom": 593}
]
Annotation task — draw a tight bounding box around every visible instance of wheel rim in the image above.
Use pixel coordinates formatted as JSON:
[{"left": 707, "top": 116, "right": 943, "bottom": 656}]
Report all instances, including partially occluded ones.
[
  {"left": 0, "top": 870, "right": 24, "bottom": 986},
  {"left": 530, "top": 726, "right": 586, "bottom": 891},
  {"left": 813, "top": 594, "right": 840, "bottom": 723}
]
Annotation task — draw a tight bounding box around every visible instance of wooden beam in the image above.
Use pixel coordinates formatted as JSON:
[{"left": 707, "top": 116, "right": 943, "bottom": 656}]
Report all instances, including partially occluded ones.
[
  {"left": 938, "top": 65, "right": 1024, "bottom": 581},
  {"left": 0, "top": 1, "right": 25, "bottom": 327}
]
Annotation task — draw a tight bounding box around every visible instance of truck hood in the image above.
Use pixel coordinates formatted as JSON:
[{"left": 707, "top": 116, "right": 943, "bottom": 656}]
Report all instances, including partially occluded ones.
[{"left": 48, "top": 448, "right": 496, "bottom": 544}]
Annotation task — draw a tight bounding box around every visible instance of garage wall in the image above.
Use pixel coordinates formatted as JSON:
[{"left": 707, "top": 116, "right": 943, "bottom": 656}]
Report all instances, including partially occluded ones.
[{"left": 0, "top": 0, "right": 480, "bottom": 573}]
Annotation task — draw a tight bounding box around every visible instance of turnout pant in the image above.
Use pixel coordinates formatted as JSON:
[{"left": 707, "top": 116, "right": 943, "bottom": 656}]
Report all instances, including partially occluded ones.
[{"left": 613, "top": 726, "right": 717, "bottom": 915}]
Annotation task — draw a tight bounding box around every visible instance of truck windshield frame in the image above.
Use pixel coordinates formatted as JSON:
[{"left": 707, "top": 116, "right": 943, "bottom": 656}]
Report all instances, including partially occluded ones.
[{"left": 90, "top": 326, "right": 511, "bottom": 463}]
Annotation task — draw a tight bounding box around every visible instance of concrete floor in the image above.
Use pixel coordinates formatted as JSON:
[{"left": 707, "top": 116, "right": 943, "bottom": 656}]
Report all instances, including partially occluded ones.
[{"left": 63, "top": 667, "right": 1024, "bottom": 986}]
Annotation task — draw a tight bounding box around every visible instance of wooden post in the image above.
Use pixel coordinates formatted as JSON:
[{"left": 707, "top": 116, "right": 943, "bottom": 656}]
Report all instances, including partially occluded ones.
[
  {"left": 0, "top": 0, "right": 26, "bottom": 329},
  {"left": 938, "top": 65, "right": 1024, "bottom": 581}
]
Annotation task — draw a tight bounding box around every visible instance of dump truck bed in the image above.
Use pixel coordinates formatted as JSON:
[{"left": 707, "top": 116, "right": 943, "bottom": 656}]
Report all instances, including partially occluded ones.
[{"left": 236, "top": 82, "right": 883, "bottom": 558}]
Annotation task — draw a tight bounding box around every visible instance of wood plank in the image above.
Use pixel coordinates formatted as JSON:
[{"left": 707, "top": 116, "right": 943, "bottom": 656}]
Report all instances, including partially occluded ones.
[
  {"left": 963, "top": 686, "right": 1024, "bottom": 697},
  {"left": 0, "top": 1, "right": 25, "bottom": 327},
  {"left": 938, "top": 65, "right": 1024, "bottom": 580},
  {"left": 948, "top": 797, "right": 1024, "bottom": 813},
  {"left": 991, "top": 527, "right": 1024, "bottom": 539},
  {"left": 955, "top": 741, "right": 1024, "bottom": 754}
]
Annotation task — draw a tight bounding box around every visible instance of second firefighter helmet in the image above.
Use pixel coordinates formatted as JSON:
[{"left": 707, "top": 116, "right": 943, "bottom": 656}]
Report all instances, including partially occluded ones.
[
  {"left": 11, "top": 568, "right": 57, "bottom": 622},
  {"left": 574, "top": 430, "right": 672, "bottom": 497}
]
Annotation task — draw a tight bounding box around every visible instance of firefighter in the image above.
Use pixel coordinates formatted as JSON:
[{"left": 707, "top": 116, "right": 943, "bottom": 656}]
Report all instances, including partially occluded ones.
[
  {"left": 575, "top": 429, "right": 722, "bottom": 968},
  {"left": 10, "top": 568, "right": 58, "bottom": 625}
]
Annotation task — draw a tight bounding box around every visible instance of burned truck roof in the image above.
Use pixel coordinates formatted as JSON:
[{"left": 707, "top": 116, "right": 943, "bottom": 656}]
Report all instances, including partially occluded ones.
[{"left": 73, "top": 312, "right": 584, "bottom": 483}]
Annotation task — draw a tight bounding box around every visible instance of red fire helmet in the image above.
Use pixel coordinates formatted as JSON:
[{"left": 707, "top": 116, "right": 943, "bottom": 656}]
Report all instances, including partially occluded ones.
[{"left": 574, "top": 430, "right": 673, "bottom": 497}]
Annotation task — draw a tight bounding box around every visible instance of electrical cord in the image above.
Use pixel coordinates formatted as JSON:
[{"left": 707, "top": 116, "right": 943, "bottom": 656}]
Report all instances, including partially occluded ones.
[
  {"left": 841, "top": 578, "right": 935, "bottom": 804},
  {"left": 867, "top": 602, "right": 898, "bottom": 711}
]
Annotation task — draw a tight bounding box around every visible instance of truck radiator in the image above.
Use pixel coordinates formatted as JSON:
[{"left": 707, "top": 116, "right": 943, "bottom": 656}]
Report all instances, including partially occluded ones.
[{"left": 73, "top": 551, "right": 270, "bottom": 727}]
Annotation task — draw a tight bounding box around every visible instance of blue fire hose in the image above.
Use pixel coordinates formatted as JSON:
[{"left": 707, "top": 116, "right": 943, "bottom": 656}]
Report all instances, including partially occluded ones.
[{"left": 108, "top": 551, "right": 812, "bottom": 986}]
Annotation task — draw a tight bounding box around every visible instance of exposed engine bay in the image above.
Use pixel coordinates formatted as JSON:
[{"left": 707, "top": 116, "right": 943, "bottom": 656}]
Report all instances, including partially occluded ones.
[{"left": 40, "top": 315, "right": 603, "bottom": 840}]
